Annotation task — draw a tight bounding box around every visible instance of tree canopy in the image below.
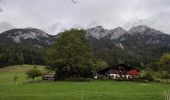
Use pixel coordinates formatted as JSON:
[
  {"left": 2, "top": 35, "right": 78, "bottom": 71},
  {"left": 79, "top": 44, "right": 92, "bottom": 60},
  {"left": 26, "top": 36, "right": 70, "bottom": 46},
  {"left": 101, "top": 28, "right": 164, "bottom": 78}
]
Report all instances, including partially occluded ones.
[
  {"left": 146, "top": 53, "right": 170, "bottom": 80},
  {"left": 26, "top": 67, "right": 42, "bottom": 80},
  {"left": 0, "top": 44, "right": 45, "bottom": 68},
  {"left": 46, "top": 29, "right": 94, "bottom": 80},
  {"left": 159, "top": 53, "right": 170, "bottom": 73}
]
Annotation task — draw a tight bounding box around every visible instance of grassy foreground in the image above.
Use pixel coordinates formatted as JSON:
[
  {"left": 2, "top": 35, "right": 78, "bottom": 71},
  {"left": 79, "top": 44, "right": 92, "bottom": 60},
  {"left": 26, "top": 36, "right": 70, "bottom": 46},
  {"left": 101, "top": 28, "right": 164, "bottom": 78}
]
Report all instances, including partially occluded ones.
[{"left": 0, "top": 65, "right": 170, "bottom": 100}]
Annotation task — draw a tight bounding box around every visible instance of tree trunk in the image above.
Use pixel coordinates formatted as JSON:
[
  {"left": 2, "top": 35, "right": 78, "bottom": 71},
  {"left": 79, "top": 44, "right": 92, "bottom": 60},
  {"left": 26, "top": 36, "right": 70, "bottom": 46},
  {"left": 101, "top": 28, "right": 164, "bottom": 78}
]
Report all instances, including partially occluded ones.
[{"left": 32, "top": 77, "right": 35, "bottom": 81}]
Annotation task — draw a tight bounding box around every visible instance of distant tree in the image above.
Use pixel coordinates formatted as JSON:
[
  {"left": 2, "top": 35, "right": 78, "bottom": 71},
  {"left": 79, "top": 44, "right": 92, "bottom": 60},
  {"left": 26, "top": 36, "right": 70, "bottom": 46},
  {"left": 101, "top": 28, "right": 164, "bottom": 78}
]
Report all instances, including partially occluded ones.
[
  {"left": 159, "top": 71, "right": 169, "bottom": 83},
  {"left": 0, "top": 53, "right": 9, "bottom": 67},
  {"left": 26, "top": 67, "right": 42, "bottom": 80},
  {"left": 141, "top": 72, "right": 154, "bottom": 81},
  {"left": 141, "top": 72, "right": 152, "bottom": 78},
  {"left": 95, "top": 61, "right": 108, "bottom": 72},
  {"left": 46, "top": 29, "right": 94, "bottom": 80},
  {"left": 0, "top": 43, "right": 46, "bottom": 68},
  {"left": 159, "top": 53, "right": 170, "bottom": 73},
  {"left": 146, "top": 62, "right": 160, "bottom": 72},
  {"left": 145, "top": 53, "right": 170, "bottom": 80}
]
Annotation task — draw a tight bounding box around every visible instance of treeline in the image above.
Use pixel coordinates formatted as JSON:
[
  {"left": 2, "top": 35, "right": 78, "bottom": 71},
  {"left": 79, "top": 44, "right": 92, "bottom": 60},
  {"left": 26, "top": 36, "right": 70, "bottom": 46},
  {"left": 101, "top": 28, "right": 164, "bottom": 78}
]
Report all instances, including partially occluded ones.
[
  {"left": 0, "top": 43, "right": 143, "bottom": 70},
  {"left": 0, "top": 43, "right": 45, "bottom": 67},
  {"left": 94, "top": 48, "right": 142, "bottom": 68},
  {"left": 88, "top": 39, "right": 144, "bottom": 69}
]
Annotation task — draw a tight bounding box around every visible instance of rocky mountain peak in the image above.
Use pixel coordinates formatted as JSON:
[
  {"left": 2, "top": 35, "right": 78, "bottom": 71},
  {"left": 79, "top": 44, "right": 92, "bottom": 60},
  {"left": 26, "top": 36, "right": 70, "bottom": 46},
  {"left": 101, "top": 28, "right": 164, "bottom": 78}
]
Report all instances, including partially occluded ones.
[
  {"left": 107, "top": 27, "right": 126, "bottom": 39},
  {"left": 127, "top": 25, "right": 164, "bottom": 36},
  {"left": 86, "top": 26, "right": 109, "bottom": 39},
  {"left": 0, "top": 28, "right": 50, "bottom": 43},
  {"left": 0, "top": 28, "right": 56, "bottom": 47},
  {"left": 128, "top": 25, "right": 149, "bottom": 34},
  {"left": 87, "top": 26, "right": 126, "bottom": 40},
  {"left": 94, "top": 26, "right": 104, "bottom": 30}
]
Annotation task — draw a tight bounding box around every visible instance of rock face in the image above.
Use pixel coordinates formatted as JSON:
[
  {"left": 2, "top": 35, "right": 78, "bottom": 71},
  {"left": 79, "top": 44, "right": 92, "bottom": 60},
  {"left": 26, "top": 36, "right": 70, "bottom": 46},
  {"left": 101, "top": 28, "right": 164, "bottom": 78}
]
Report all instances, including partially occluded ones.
[
  {"left": 127, "top": 25, "right": 163, "bottom": 35},
  {"left": 104, "top": 27, "right": 126, "bottom": 40},
  {"left": 86, "top": 26, "right": 126, "bottom": 40},
  {"left": 86, "top": 25, "right": 167, "bottom": 40},
  {"left": 86, "top": 25, "right": 170, "bottom": 46},
  {"left": 86, "top": 26, "right": 109, "bottom": 39},
  {"left": 0, "top": 28, "right": 55, "bottom": 47},
  {"left": 120, "top": 25, "right": 170, "bottom": 45}
]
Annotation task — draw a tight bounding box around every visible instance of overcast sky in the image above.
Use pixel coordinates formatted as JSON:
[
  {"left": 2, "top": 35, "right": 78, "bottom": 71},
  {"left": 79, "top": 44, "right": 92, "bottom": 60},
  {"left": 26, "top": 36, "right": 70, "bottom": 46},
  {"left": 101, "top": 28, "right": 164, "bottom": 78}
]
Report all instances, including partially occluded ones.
[{"left": 0, "top": 0, "right": 170, "bottom": 35}]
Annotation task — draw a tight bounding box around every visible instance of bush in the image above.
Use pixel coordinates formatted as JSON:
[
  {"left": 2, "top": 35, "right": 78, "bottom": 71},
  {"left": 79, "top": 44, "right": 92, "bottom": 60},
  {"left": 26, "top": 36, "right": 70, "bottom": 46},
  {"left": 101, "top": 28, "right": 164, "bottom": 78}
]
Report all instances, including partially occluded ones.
[
  {"left": 26, "top": 67, "right": 42, "bottom": 80},
  {"left": 140, "top": 72, "right": 154, "bottom": 81}
]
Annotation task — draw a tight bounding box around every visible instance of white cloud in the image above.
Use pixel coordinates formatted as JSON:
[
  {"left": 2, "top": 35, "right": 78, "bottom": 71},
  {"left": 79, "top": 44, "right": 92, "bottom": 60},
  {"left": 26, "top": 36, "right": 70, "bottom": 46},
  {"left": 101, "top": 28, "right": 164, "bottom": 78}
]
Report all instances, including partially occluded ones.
[
  {"left": 0, "top": 21, "right": 14, "bottom": 32},
  {"left": 0, "top": 0, "right": 170, "bottom": 34}
]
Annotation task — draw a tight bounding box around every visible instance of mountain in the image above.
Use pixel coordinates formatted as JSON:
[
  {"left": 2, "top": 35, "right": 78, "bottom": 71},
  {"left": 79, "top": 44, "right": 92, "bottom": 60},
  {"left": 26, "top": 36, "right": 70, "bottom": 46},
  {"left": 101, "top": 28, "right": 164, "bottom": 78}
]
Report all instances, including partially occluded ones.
[
  {"left": 86, "top": 25, "right": 170, "bottom": 47},
  {"left": 104, "top": 27, "right": 126, "bottom": 40},
  {"left": 86, "top": 26, "right": 126, "bottom": 40},
  {"left": 119, "top": 25, "right": 170, "bottom": 45},
  {"left": 86, "top": 25, "right": 170, "bottom": 65},
  {"left": 0, "top": 28, "right": 55, "bottom": 47},
  {"left": 0, "top": 25, "right": 170, "bottom": 67},
  {"left": 0, "top": 28, "right": 56, "bottom": 67},
  {"left": 117, "top": 25, "right": 170, "bottom": 63}
]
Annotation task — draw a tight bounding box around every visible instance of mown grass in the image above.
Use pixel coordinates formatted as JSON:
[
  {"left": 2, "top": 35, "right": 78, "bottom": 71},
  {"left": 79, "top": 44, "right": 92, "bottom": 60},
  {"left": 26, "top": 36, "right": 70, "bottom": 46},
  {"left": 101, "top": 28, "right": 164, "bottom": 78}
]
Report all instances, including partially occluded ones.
[
  {"left": 0, "top": 65, "right": 44, "bottom": 85},
  {"left": 0, "top": 65, "right": 170, "bottom": 100}
]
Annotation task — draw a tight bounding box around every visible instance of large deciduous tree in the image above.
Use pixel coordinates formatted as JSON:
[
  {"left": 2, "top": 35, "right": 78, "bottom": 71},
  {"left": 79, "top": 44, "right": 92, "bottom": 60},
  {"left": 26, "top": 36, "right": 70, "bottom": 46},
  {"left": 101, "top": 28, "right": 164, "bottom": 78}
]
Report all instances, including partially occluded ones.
[
  {"left": 46, "top": 29, "right": 94, "bottom": 80},
  {"left": 159, "top": 53, "right": 170, "bottom": 73},
  {"left": 146, "top": 53, "right": 170, "bottom": 81}
]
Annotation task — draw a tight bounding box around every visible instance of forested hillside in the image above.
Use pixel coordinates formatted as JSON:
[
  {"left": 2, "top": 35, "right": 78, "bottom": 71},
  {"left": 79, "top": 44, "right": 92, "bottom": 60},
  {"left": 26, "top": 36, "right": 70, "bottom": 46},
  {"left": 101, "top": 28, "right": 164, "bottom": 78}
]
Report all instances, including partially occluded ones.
[{"left": 0, "top": 25, "right": 170, "bottom": 69}]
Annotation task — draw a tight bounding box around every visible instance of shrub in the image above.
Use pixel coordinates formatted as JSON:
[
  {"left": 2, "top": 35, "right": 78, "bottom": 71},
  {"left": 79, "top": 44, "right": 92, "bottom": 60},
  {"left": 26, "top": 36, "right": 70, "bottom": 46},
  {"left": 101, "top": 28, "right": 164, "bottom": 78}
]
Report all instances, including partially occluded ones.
[
  {"left": 141, "top": 72, "right": 154, "bottom": 81},
  {"left": 26, "top": 67, "right": 42, "bottom": 80}
]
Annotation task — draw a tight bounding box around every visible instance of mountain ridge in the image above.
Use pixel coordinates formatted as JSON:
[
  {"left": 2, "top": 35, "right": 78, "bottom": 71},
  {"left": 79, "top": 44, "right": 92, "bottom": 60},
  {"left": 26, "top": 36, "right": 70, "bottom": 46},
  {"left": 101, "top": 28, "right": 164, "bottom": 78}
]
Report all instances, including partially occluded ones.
[
  {"left": 0, "top": 25, "right": 170, "bottom": 66},
  {"left": 0, "top": 28, "right": 55, "bottom": 47},
  {"left": 87, "top": 25, "right": 168, "bottom": 40}
]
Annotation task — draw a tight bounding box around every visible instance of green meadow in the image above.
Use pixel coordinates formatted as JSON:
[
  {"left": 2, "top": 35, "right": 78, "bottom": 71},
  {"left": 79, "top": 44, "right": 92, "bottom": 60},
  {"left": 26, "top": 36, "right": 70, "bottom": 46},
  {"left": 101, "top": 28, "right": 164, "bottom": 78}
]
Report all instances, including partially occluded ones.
[{"left": 0, "top": 65, "right": 169, "bottom": 100}]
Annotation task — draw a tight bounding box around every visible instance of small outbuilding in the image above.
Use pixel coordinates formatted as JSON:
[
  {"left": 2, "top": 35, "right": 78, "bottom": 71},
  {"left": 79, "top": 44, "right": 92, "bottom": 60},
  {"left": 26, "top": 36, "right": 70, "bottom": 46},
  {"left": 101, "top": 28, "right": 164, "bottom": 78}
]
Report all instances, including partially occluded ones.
[{"left": 42, "top": 74, "right": 55, "bottom": 81}]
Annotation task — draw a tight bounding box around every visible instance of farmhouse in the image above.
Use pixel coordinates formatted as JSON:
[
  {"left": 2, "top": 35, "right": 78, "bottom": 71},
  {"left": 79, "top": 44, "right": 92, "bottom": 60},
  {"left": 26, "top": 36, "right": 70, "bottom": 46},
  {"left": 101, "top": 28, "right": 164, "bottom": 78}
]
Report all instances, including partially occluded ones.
[{"left": 97, "top": 64, "right": 139, "bottom": 79}]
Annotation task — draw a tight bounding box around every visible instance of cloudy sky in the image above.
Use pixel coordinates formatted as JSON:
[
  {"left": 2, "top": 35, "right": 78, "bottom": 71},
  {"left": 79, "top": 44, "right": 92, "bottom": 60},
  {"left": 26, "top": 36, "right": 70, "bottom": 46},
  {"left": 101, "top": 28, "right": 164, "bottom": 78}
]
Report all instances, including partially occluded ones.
[{"left": 0, "top": 0, "right": 170, "bottom": 35}]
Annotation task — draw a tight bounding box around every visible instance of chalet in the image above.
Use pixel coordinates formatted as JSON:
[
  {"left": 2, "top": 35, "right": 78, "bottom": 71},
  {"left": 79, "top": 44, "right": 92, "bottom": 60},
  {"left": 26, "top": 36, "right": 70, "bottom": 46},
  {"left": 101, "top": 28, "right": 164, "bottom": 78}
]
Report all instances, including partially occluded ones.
[{"left": 97, "top": 64, "right": 139, "bottom": 79}]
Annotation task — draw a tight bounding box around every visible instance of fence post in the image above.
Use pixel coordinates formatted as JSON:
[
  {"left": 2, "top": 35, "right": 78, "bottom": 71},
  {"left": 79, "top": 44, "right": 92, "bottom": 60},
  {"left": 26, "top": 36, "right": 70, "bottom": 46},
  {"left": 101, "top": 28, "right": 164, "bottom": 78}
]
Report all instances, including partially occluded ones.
[
  {"left": 81, "top": 90, "right": 84, "bottom": 100},
  {"left": 164, "top": 90, "right": 170, "bottom": 100}
]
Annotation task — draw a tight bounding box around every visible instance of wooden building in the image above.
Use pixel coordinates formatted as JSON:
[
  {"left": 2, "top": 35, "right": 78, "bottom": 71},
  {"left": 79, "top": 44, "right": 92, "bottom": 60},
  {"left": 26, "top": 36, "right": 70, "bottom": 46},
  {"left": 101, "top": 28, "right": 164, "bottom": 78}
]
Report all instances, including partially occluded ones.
[
  {"left": 42, "top": 74, "right": 55, "bottom": 81},
  {"left": 97, "top": 64, "right": 139, "bottom": 79}
]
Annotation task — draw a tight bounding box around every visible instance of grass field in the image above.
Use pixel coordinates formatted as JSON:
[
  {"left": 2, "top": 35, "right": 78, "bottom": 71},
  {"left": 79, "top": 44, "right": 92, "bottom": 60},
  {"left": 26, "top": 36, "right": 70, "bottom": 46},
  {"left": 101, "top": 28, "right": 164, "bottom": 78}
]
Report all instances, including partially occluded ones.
[{"left": 0, "top": 65, "right": 170, "bottom": 100}]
